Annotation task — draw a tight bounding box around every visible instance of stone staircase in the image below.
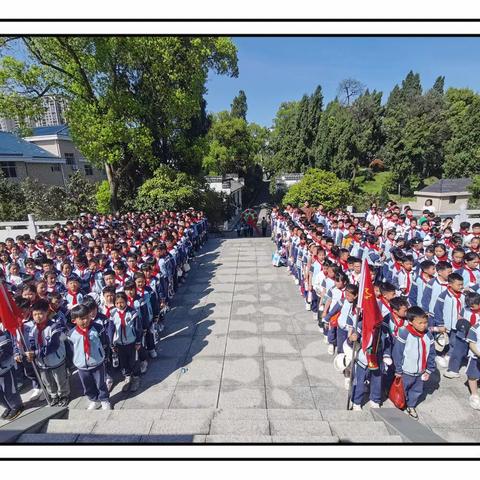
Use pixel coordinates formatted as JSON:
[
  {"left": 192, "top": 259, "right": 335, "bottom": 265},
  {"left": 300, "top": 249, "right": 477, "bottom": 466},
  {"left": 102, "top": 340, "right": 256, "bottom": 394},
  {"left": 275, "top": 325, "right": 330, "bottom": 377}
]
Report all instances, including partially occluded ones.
[{"left": 17, "top": 408, "right": 403, "bottom": 443}]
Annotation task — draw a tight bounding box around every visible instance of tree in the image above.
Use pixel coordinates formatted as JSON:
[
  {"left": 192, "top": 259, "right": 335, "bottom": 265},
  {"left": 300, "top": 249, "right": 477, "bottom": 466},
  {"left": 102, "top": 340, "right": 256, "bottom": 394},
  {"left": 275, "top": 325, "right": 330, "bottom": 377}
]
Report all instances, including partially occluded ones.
[
  {"left": 443, "top": 88, "right": 480, "bottom": 178},
  {"left": 282, "top": 168, "right": 351, "bottom": 210},
  {"left": 0, "top": 173, "right": 27, "bottom": 221},
  {"left": 381, "top": 71, "right": 447, "bottom": 194},
  {"left": 230, "top": 90, "right": 248, "bottom": 120},
  {"left": 135, "top": 165, "right": 205, "bottom": 212},
  {"left": 0, "top": 36, "right": 238, "bottom": 210},
  {"left": 202, "top": 112, "right": 254, "bottom": 175},
  {"left": 135, "top": 165, "right": 230, "bottom": 225},
  {"left": 337, "top": 78, "right": 365, "bottom": 106}
]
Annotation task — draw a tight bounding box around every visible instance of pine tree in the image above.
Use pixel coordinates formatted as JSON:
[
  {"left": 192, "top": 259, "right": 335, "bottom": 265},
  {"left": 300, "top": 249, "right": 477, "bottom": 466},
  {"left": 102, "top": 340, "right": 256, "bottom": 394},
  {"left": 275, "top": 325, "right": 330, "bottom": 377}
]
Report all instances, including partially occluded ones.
[{"left": 230, "top": 90, "right": 248, "bottom": 120}]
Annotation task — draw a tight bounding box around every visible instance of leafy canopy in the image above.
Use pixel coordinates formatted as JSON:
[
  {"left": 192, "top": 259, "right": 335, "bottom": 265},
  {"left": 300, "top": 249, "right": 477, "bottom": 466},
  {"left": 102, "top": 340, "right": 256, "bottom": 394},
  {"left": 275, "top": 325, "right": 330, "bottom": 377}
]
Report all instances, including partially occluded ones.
[{"left": 282, "top": 168, "right": 351, "bottom": 210}]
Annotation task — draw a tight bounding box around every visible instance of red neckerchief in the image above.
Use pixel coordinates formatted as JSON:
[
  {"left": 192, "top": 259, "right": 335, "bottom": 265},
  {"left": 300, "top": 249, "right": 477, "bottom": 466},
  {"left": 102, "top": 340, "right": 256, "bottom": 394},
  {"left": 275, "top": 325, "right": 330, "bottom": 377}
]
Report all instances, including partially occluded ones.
[
  {"left": 391, "top": 312, "right": 405, "bottom": 336},
  {"left": 465, "top": 267, "right": 477, "bottom": 284},
  {"left": 118, "top": 309, "right": 127, "bottom": 339},
  {"left": 402, "top": 267, "right": 412, "bottom": 293},
  {"left": 67, "top": 289, "right": 78, "bottom": 305},
  {"left": 137, "top": 287, "right": 144, "bottom": 297},
  {"left": 469, "top": 308, "right": 480, "bottom": 326},
  {"left": 145, "top": 278, "right": 151, "bottom": 287},
  {"left": 393, "top": 261, "right": 402, "bottom": 272},
  {"left": 447, "top": 286, "right": 463, "bottom": 317},
  {"left": 115, "top": 274, "right": 126, "bottom": 285},
  {"left": 420, "top": 272, "right": 430, "bottom": 284},
  {"left": 451, "top": 261, "right": 463, "bottom": 270},
  {"left": 406, "top": 323, "right": 427, "bottom": 371},
  {"left": 75, "top": 325, "right": 91, "bottom": 359},
  {"left": 368, "top": 242, "right": 380, "bottom": 252},
  {"left": 436, "top": 255, "right": 448, "bottom": 262},
  {"left": 128, "top": 266, "right": 138, "bottom": 274},
  {"left": 338, "top": 259, "right": 348, "bottom": 271},
  {"left": 36, "top": 321, "right": 48, "bottom": 347},
  {"left": 126, "top": 295, "right": 135, "bottom": 308},
  {"left": 105, "top": 306, "right": 113, "bottom": 318}
]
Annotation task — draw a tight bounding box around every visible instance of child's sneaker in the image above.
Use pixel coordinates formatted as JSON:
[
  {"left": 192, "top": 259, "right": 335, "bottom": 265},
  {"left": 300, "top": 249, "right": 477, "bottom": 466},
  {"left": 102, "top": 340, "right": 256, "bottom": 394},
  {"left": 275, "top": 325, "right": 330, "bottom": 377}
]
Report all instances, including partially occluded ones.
[
  {"left": 5, "top": 406, "right": 24, "bottom": 420},
  {"left": 130, "top": 376, "right": 140, "bottom": 392},
  {"left": 48, "top": 396, "right": 59, "bottom": 407},
  {"left": 305, "top": 302, "right": 311, "bottom": 311},
  {"left": 443, "top": 370, "right": 460, "bottom": 379},
  {"left": 352, "top": 404, "right": 362, "bottom": 411},
  {"left": 327, "top": 344, "right": 335, "bottom": 355},
  {"left": 405, "top": 407, "right": 418, "bottom": 420},
  {"left": 106, "top": 378, "right": 114, "bottom": 392},
  {"left": 312, "top": 312, "right": 318, "bottom": 322},
  {"left": 323, "top": 335, "right": 329, "bottom": 344},
  {"left": 101, "top": 401, "right": 112, "bottom": 410},
  {"left": 29, "top": 388, "right": 45, "bottom": 402},
  {"left": 149, "top": 349, "right": 157, "bottom": 359},
  {"left": 57, "top": 396, "right": 70, "bottom": 407},
  {"left": 87, "top": 401, "right": 101, "bottom": 410},
  {"left": 369, "top": 401, "right": 380, "bottom": 408},
  {"left": 344, "top": 378, "right": 351, "bottom": 390},
  {"left": 1, "top": 408, "right": 11, "bottom": 419},
  {"left": 121, "top": 376, "right": 132, "bottom": 392},
  {"left": 140, "top": 360, "right": 148, "bottom": 374},
  {"left": 469, "top": 395, "right": 480, "bottom": 410}
]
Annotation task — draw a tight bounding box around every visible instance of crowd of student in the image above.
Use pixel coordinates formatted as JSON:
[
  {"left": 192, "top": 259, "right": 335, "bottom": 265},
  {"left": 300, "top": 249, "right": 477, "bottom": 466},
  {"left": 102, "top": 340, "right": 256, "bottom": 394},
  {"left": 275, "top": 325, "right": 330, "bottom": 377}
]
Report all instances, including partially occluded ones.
[
  {"left": 0, "top": 210, "right": 208, "bottom": 420},
  {"left": 271, "top": 201, "right": 480, "bottom": 419}
]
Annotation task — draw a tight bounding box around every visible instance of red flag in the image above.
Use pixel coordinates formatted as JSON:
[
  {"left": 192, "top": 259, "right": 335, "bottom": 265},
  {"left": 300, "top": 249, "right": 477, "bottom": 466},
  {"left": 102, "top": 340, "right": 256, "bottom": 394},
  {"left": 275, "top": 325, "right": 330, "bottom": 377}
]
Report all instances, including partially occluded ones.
[
  {"left": 0, "top": 282, "right": 23, "bottom": 335},
  {"left": 358, "top": 260, "right": 383, "bottom": 353}
]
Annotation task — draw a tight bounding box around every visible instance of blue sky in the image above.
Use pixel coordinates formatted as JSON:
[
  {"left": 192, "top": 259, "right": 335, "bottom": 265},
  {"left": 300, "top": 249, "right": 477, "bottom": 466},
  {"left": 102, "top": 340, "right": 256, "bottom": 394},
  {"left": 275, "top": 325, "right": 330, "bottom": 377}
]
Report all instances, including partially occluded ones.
[{"left": 204, "top": 37, "right": 480, "bottom": 127}]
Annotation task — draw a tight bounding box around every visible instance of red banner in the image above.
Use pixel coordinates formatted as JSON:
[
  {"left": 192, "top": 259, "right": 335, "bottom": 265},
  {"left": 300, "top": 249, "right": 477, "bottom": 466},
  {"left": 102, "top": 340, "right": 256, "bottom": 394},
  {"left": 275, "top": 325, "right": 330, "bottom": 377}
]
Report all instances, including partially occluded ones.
[
  {"left": 358, "top": 260, "right": 383, "bottom": 352},
  {"left": 0, "top": 282, "right": 23, "bottom": 335}
]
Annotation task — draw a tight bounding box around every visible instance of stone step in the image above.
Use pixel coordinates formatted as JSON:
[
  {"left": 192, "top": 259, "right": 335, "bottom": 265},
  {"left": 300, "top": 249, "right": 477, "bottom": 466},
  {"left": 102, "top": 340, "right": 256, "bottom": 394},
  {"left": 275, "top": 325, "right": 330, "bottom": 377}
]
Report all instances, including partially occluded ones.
[
  {"left": 205, "top": 435, "right": 273, "bottom": 443},
  {"left": 338, "top": 435, "right": 404, "bottom": 443},
  {"left": 18, "top": 433, "right": 80, "bottom": 443},
  {"left": 270, "top": 420, "right": 332, "bottom": 436},
  {"left": 321, "top": 410, "right": 375, "bottom": 422},
  {"left": 210, "top": 418, "right": 270, "bottom": 435},
  {"left": 45, "top": 419, "right": 97, "bottom": 434},
  {"left": 272, "top": 436, "right": 339, "bottom": 443},
  {"left": 328, "top": 421, "right": 390, "bottom": 439}
]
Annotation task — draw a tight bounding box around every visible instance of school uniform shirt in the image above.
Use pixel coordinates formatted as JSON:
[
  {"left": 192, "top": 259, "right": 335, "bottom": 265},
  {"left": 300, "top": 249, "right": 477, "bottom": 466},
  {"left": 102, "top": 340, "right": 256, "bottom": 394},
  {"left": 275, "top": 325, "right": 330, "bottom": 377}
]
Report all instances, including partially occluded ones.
[
  {"left": 111, "top": 307, "right": 142, "bottom": 346},
  {"left": 404, "top": 226, "right": 420, "bottom": 242},
  {"left": 421, "top": 277, "right": 449, "bottom": 314},
  {"left": 409, "top": 272, "right": 430, "bottom": 308},
  {"left": 311, "top": 259, "right": 325, "bottom": 291},
  {"left": 466, "top": 322, "right": 480, "bottom": 359},
  {"left": 393, "top": 325, "right": 436, "bottom": 376},
  {"left": 459, "top": 266, "right": 480, "bottom": 290},
  {"left": 69, "top": 322, "right": 109, "bottom": 370},
  {"left": 64, "top": 290, "right": 85, "bottom": 311},
  {"left": 28, "top": 320, "right": 67, "bottom": 370},
  {"left": 383, "top": 312, "right": 407, "bottom": 339},
  {"left": 325, "top": 298, "right": 357, "bottom": 331},
  {"left": 433, "top": 288, "right": 465, "bottom": 332},
  {"left": 396, "top": 268, "right": 414, "bottom": 297}
]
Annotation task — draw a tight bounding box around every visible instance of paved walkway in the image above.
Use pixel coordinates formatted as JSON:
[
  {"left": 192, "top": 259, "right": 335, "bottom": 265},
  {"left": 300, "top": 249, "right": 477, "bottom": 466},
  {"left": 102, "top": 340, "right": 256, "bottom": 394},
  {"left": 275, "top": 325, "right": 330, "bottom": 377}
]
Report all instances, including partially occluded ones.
[{"left": 68, "top": 234, "right": 346, "bottom": 412}]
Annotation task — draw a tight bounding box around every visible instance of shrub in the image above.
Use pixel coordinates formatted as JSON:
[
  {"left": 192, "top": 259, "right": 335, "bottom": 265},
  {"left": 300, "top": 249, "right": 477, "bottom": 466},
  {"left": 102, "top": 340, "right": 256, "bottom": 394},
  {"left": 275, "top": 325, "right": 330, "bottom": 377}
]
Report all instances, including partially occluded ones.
[{"left": 282, "top": 168, "right": 351, "bottom": 210}]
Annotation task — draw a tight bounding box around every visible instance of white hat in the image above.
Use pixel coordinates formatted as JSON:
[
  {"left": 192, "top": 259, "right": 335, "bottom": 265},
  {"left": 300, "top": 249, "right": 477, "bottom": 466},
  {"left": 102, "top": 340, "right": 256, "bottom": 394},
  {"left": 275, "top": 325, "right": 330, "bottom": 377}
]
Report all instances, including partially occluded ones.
[
  {"left": 334, "top": 353, "right": 348, "bottom": 372},
  {"left": 434, "top": 332, "right": 449, "bottom": 353}
]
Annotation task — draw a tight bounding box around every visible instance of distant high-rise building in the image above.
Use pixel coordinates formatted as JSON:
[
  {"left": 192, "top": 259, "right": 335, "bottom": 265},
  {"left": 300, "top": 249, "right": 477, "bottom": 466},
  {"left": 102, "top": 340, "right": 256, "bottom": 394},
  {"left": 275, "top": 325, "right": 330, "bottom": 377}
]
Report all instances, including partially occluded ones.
[{"left": 0, "top": 95, "right": 68, "bottom": 132}]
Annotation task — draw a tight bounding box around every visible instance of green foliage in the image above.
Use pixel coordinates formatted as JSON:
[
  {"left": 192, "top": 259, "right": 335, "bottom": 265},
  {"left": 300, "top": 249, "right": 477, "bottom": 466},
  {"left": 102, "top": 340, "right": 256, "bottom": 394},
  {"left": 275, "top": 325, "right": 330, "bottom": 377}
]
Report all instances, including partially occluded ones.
[
  {"left": 282, "top": 168, "right": 351, "bottom": 210},
  {"left": 135, "top": 165, "right": 231, "bottom": 225},
  {"left": 0, "top": 173, "right": 28, "bottom": 221},
  {"left": 0, "top": 36, "right": 238, "bottom": 210},
  {"left": 230, "top": 90, "right": 248, "bottom": 120},
  {"left": 95, "top": 180, "right": 111, "bottom": 214},
  {"left": 135, "top": 165, "right": 205, "bottom": 212},
  {"left": 443, "top": 88, "right": 480, "bottom": 178},
  {"left": 469, "top": 175, "right": 480, "bottom": 208},
  {"left": 202, "top": 112, "right": 255, "bottom": 175}
]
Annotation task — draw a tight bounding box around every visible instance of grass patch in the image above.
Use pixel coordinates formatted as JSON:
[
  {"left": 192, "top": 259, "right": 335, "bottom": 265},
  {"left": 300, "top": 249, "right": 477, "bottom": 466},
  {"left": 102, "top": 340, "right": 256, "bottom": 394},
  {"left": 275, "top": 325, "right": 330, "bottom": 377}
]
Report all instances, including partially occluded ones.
[{"left": 357, "top": 171, "right": 390, "bottom": 195}]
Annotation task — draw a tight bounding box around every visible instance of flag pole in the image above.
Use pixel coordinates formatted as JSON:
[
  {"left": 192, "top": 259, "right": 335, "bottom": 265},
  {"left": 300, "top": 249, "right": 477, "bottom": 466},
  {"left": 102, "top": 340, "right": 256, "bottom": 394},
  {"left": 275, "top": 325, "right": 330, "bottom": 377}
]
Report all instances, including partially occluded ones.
[{"left": 17, "top": 327, "right": 52, "bottom": 407}]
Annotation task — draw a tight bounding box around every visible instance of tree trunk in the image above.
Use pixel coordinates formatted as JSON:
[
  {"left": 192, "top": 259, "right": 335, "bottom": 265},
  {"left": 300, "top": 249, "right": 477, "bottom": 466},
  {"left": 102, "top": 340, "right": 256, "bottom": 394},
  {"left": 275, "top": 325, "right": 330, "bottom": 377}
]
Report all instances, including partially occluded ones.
[{"left": 104, "top": 162, "right": 119, "bottom": 213}]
